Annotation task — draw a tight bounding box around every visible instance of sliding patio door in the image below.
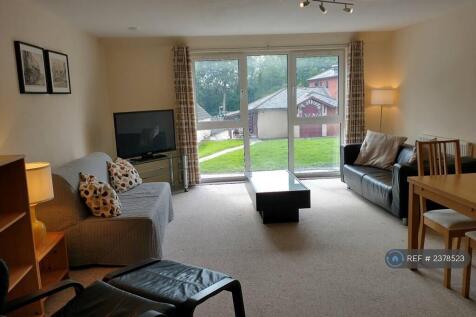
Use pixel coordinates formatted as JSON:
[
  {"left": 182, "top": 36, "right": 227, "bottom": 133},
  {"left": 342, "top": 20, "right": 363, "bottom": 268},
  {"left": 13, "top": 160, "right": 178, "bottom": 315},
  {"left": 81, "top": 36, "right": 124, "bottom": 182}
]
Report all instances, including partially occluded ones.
[{"left": 192, "top": 49, "right": 345, "bottom": 180}]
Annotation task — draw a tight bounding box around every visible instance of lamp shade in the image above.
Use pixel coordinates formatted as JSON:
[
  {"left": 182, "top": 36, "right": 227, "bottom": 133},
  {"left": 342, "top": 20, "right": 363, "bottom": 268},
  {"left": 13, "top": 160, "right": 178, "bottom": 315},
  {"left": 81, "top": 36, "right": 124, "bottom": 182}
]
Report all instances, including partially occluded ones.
[
  {"left": 370, "top": 89, "right": 395, "bottom": 105},
  {"left": 25, "top": 162, "right": 54, "bottom": 205}
]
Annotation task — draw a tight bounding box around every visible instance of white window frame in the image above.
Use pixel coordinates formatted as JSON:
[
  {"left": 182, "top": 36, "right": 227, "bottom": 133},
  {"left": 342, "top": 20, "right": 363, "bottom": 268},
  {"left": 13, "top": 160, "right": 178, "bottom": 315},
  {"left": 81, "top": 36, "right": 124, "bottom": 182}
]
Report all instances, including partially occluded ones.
[{"left": 191, "top": 47, "right": 346, "bottom": 181}]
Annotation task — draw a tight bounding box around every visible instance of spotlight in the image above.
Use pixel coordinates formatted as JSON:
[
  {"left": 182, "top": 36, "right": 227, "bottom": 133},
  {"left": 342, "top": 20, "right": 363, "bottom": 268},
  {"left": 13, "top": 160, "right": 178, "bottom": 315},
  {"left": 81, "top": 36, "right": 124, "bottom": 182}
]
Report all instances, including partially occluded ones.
[
  {"left": 319, "top": 2, "right": 327, "bottom": 14},
  {"left": 299, "top": 0, "right": 310, "bottom": 8},
  {"left": 343, "top": 5, "right": 353, "bottom": 13}
]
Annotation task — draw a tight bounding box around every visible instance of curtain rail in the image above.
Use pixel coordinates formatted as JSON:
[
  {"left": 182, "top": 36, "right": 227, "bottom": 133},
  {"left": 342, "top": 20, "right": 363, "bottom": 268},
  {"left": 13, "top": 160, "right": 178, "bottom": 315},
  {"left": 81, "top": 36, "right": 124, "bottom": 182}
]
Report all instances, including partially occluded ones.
[{"left": 190, "top": 43, "right": 348, "bottom": 54}]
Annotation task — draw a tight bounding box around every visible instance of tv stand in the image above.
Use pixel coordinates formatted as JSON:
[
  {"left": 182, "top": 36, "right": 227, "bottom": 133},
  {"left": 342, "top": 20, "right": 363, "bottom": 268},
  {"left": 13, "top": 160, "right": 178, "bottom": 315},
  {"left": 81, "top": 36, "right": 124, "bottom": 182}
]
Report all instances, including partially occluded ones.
[
  {"left": 130, "top": 153, "right": 167, "bottom": 163},
  {"left": 130, "top": 154, "right": 188, "bottom": 192}
]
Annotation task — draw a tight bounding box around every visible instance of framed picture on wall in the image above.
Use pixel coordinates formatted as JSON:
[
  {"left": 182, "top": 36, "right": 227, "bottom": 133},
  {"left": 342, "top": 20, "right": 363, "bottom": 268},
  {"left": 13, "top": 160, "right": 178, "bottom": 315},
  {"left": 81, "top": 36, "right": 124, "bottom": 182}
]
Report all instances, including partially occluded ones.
[
  {"left": 44, "top": 50, "right": 71, "bottom": 94},
  {"left": 14, "top": 41, "right": 48, "bottom": 94}
]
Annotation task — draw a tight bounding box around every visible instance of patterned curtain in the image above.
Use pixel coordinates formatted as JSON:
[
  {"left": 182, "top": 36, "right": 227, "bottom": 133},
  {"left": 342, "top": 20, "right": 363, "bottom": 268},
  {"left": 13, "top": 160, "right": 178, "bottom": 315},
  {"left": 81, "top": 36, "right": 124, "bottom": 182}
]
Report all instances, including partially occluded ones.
[
  {"left": 345, "top": 40, "right": 366, "bottom": 144},
  {"left": 173, "top": 47, "right": 200, "bottom": 185}
]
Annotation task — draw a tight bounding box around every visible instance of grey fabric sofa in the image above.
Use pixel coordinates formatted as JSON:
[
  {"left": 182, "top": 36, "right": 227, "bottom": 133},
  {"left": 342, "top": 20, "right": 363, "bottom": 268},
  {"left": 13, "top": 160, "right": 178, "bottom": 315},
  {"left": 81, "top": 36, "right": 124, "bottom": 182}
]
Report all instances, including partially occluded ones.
[{"left": 37, "top": 152, "right": 174, "bottom": 267}]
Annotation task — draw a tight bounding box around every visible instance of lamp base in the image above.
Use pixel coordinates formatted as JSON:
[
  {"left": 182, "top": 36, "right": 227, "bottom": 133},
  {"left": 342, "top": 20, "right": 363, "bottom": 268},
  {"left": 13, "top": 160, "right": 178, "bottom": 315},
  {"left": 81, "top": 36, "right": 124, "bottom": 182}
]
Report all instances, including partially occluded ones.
[{"left": 30, "top": 205, "right": 47, "bottom": 246}]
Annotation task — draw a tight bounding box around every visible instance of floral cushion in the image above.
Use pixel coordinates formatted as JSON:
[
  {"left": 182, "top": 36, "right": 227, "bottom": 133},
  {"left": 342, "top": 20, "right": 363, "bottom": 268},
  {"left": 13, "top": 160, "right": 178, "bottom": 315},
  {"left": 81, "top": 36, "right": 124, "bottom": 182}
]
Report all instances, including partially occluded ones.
[
  {"left": 79, "top": 173, "right": 121, "bottom": 218},
  {"left": 107, "top": 158, "right": 142, "bottom": 193}
]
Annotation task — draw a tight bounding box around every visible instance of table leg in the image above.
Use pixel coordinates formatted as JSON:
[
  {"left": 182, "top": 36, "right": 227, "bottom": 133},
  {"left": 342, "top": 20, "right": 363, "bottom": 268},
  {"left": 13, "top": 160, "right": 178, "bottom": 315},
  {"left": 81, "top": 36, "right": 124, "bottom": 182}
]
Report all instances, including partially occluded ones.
[
  {"left": 408, "top": 183, "right": 421, "bottom": 252},
  {"left": 462, "top": 237, "right": 472, "bottom": 298}
]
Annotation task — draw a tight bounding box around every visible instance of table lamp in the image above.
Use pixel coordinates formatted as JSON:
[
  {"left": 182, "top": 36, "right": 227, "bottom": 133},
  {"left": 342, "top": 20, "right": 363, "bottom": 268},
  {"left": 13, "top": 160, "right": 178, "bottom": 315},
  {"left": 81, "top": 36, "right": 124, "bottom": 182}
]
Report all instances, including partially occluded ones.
[
  {"left": 25, "top": 162, "right": 54, "bottom": 246},
  {"left": 370, "top": 89, "right": 395, "bottom": 132}
]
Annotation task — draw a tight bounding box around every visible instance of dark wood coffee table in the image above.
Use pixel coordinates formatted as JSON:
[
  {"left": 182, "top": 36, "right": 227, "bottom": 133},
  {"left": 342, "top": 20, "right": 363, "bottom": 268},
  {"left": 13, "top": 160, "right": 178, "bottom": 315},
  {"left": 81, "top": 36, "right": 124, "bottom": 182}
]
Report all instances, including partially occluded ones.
[{"left": 245, "top": 170, "right": 311, "bottom": 224}]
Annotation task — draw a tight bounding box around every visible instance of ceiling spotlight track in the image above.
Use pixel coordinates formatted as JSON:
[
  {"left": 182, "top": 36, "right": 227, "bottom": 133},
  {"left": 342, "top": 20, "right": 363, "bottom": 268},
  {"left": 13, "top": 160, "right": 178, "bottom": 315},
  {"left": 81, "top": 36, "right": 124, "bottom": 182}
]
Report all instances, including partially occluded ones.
[{"left": 299, "top": 0, "right": 355, "bottom": 14}]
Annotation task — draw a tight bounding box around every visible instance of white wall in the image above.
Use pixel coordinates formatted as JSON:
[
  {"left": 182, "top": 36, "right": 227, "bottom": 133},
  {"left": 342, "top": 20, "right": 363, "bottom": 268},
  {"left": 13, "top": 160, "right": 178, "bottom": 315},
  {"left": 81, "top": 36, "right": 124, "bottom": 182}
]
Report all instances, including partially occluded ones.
[
  {"left": 390, "top": 3, "right": 476, "bottom": 143},
  {"left": 357, "top": 32, "right": 397, "bottom": 134},
  {"left": 0, "top": 0, "right": 110, "bottom": 166}
]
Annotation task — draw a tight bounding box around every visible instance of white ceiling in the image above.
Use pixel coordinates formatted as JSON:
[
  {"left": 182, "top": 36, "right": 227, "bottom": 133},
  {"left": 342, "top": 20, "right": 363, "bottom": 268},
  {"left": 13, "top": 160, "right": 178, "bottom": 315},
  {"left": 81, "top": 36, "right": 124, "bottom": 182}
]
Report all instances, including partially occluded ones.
[{"left": 35, "top": 0, "right": 474, "bottom": 37}]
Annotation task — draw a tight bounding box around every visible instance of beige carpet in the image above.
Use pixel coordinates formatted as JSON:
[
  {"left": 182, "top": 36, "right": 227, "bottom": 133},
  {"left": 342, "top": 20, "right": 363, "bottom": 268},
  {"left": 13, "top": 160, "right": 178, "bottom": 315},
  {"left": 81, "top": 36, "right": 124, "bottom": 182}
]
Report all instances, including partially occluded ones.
[{"left": 46, "top": 178, "right": 476, "bottom": 316}]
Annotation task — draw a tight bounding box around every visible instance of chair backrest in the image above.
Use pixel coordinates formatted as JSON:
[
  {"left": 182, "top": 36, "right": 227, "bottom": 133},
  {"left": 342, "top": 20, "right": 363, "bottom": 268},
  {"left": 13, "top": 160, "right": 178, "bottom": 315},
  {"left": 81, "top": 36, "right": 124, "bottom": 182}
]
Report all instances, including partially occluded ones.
[
  {"left": 416, "top": 139, "right": 462, "bottom": 176},
  {"left": 0, "top": 259, "right": 8, "bottom": 314}
]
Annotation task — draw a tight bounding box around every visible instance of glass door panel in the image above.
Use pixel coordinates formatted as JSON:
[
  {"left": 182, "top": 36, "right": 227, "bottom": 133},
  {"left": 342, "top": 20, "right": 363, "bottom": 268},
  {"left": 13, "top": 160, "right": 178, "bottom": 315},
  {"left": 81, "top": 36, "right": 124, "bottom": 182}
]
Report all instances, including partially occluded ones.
[
  {"left": 194, "top": 59, "right": 240, "bottom": 122},
  {"left": 293, "top": 54, "right": 342, "bottom": 174},
  {"left": 194, "top": 57, "right": 245, "bottom": 177},
  {"left": 198, "top": 128, "right": 244, "bottom": 176},
  {"left": 247, "top": 55, "right": 288, "bottom": 171},
  {"left": 293, "top": 123, "right": 340, "bottom": 172},
  {"left": 296, "top": 56, "right": 339, "bottom": 118}
]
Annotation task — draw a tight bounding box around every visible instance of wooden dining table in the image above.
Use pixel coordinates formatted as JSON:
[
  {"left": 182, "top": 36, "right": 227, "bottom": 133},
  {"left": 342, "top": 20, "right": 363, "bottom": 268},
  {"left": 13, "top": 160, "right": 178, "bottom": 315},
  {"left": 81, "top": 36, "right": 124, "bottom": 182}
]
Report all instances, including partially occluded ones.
[{"left": 408, "top": 173, "right": 476, "bottom": 251}]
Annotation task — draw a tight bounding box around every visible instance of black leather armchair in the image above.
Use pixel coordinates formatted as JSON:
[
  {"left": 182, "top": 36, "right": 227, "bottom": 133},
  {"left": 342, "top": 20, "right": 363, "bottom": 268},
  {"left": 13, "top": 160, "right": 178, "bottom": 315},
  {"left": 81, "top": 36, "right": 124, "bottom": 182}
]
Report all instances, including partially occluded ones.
[{"left": 341, "top": 143, "right": 476, "bottom": 223}]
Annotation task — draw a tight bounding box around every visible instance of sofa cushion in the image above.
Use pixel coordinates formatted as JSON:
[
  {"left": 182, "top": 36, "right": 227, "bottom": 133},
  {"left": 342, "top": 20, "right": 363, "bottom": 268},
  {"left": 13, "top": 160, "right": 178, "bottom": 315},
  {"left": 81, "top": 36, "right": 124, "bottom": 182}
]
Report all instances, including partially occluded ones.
[
  {"left": 79, "top": 173, "right": 122, "bottom": 218},
  {"left": 343, "top": 165, "right": 383, "bottom": 194},
  {"left": 107, "top": 158, "right": 142, "bottom": 193},
  {"left": 361, "top": 169, "right": 393, "bottom": 210},
  {"left": 355, "top": 130, "right": 407, "bottom": 169}
]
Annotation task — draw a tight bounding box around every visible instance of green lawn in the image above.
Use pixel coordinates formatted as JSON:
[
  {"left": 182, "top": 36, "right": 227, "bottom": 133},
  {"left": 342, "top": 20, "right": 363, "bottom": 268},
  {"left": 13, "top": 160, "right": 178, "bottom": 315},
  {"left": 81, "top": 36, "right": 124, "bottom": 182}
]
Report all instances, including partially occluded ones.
[
  {"left": 198, "top": 139, "right": 243, "bottom": 158},
  {"left": 199, "top": 137, "right": 339, "bottom": 174}
]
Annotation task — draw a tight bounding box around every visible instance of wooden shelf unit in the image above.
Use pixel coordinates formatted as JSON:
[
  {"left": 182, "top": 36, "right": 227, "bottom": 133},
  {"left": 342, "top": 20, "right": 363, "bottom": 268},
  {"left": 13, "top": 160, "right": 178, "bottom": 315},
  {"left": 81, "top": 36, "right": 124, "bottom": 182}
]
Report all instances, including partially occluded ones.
[
  {"left": 8, "top": 264, "right": 33, "bottom": 292},
  {"left": 0, "top": 155, "right": 43, "bottom": 316},
  {"left": 0, "top": 211, "right": 26, "bottom": 233},
  {"left": 36, "top": 232, "right": 69, "bottom": 290}
]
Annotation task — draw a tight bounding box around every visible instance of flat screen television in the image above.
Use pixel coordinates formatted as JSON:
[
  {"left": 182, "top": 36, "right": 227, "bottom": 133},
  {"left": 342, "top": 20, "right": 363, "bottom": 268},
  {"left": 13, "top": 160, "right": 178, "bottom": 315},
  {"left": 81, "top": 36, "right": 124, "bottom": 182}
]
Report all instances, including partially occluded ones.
[{"left": 113, "top": 110, "right": 176, "bottom": 160}]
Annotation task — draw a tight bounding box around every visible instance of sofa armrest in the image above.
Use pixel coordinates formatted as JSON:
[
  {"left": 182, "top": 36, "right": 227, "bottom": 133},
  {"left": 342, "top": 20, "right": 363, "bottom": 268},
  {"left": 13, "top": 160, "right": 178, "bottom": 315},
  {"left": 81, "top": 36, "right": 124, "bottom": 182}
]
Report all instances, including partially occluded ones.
[
  {"left": 391, "top": 163, "right": 418, "bottom": 219},
  {"left": 341, "top": 144, "right": 362, "bottom": 165},
  {"left": 340, "top": 144, "right": 362, "bottom": 182}
]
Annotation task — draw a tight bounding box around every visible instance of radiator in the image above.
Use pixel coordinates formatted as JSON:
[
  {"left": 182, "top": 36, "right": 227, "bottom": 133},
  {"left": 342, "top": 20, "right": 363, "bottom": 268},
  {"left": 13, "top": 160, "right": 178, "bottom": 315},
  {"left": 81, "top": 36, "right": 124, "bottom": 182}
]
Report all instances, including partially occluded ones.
[{"left": 419, "top": 134, "right": 475, "bottom": 158}]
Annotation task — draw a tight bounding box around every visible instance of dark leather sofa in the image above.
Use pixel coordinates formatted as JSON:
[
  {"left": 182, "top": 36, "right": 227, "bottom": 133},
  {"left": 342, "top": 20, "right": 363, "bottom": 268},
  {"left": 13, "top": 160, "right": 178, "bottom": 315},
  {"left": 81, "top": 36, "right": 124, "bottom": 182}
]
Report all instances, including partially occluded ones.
[{"left": 341, "top": 143, "right": 476, "bottom": 223}]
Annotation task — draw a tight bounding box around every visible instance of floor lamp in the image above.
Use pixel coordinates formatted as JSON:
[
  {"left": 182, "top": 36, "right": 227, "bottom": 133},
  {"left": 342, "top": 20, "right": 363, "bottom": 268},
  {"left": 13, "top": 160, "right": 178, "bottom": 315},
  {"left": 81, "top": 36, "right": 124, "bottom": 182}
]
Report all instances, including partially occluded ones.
[{"left": 370, "top": 89, "right": 395, "bottom": 132}]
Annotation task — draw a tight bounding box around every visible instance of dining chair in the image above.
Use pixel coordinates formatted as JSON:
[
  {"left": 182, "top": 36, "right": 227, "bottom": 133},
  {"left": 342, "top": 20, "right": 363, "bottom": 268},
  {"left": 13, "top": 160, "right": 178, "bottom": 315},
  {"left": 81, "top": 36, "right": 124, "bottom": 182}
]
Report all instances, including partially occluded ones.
[
  {"left": 462, "top": 231, "right": 476, "bottom": 298},
  {"left": 416, "top": 139, "right": 476, "bottom": 289}
]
